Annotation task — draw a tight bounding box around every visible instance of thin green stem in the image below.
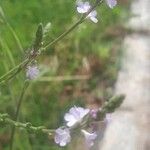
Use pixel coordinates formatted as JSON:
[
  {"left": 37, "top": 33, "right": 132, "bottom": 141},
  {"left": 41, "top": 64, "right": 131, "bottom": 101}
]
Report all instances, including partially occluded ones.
[
  {"left": 9, "top": 81, "right": 29, "bottom": 150},
  {"left": 0, "top": 113, "right": 55, "bottom": 135},
  {"left": 0, "top": 59, "right": 28, "bottom": 83},
  {"left": 44, "top": 17, "right": 84, "bottom": 50}
]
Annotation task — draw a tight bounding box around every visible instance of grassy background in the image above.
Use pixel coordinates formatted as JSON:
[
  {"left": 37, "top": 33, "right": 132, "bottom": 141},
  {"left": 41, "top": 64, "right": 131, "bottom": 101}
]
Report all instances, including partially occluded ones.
[{"left": 0, "top": 0, "right": 128, "bottom": 149}]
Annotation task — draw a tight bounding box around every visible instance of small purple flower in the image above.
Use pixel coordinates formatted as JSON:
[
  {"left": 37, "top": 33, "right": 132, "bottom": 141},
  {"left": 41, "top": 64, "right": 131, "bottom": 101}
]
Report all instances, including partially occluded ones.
[
  {"left": 106, "top": 0, "right": 117, "bottom": 9},
  {"left": 76, "top": 1, "right": 98, "bottom": 23},
  {"left": 81, "top": 129, "right": 97, "bottom": 147},
  {"left": 90, "top": 109, "right": 99, "bottom": 119},
  {"left": 54, "top": 127, "right": 71, "bottom": 147},
  {"left": 77, "top": 1, "right": 91, "bottom": 13},
  {"left": 26, "top": 65, "right": 39, "bottom": 80},
  {"left": 64, "top": 106, "right": 90, "bottom": 127}
]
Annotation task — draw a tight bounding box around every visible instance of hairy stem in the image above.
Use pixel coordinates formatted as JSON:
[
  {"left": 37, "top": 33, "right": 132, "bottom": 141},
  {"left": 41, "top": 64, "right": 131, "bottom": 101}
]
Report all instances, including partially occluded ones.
[
  {"left": 0, "top": 114, "right": 55, "bottom": 135},
  {"left": 0, "top": 59, "right": 29, "bottom": 84}
]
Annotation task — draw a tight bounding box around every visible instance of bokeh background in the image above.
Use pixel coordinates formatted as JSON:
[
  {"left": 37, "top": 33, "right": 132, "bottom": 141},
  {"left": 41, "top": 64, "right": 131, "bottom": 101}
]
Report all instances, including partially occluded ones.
[{"left": 0, "top": 0, "right": 129, "bottom": 149}]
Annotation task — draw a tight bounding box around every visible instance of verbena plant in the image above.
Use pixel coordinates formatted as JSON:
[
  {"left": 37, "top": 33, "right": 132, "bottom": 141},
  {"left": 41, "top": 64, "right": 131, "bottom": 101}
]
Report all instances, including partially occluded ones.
[{"left": 0, "top": 0, "right": 125, "bottom": 149}]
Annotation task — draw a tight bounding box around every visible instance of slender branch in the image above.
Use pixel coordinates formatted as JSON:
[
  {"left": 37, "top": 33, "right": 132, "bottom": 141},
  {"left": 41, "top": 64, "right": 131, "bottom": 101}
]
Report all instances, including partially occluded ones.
[
  {"left": 0, "top": 113, "right": 55, "bottom": 135},
  {"left": 9, "top": 81, "right": 29, "bottom": 150},
  {"left": 43, "top": 17, "right": 84, "bottom": 50},
  {"left": 0, "top": 59, "right": 29, "bottom": 84}
]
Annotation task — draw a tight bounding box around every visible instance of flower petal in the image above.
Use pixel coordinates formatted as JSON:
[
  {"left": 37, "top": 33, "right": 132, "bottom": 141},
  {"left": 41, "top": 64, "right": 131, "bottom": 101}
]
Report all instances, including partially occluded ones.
[
  {"left": 90, "top": 17, "right": 98, "bottom": 23},
  {"left": 106, "top": 0, "right": 117, "bottom": 9}
]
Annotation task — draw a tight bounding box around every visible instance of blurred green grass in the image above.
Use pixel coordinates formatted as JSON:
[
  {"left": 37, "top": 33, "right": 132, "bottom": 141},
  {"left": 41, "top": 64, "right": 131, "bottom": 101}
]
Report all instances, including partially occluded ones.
[{"left": 0, "top": 0, "right": 128, "bottom": 149}]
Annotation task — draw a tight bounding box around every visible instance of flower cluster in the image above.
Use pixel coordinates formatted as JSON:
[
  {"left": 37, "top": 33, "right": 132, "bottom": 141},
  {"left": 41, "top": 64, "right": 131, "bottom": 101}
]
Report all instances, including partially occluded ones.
[
  {"left": 76, "top": 0, "right": 117, "bottom": 23},
  {"left": 54, "top": 106, "right": 112, "bottom": 148},
  {"left": 54, "top": 106, "right": 97, "bottom": 147}
]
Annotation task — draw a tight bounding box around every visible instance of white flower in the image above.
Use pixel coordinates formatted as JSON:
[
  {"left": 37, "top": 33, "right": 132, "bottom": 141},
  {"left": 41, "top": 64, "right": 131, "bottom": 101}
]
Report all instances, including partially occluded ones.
[
  {"left": 26, "top": 65, "right": 39, "bottom": 80},
  {"left": 76, "top": 1, "right": 91, "bottom": 13},
  {"left": 81, "top": 129, "right": 97, "bottom": 147},
  {"left": 87, "top": 10, "right": 98, "bottom": 23},
  {"left": 76, "top": 1, "right": 98, "bottom": 23},
  {"left": 106, "top": 0, "right": 117, "bottom": 9},
  {"left": 54, "top": 127, "right": 71, "bottom": 147},
  {"left": 64, "top": 106, "right": 90, "bottom": 127}
]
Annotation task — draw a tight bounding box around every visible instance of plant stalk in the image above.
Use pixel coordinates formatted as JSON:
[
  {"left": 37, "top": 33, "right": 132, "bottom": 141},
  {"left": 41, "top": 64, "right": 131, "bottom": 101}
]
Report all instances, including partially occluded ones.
[{"left": 9, "top": 81, "right": 29, "bottom": 150}]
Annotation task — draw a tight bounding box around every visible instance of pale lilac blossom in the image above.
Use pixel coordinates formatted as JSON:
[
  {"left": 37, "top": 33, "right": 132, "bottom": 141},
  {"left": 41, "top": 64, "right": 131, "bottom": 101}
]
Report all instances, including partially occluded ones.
[
  {"left": 81, "top": 129, "right": 97, "bottom": 147},
  {"left": 54, "top": 127, "right": 71, "bottom": 147},
  {"left": 76, "top": 1, "right": 98, "bottom": 23},
  {"left": 77, "top": 1, "right": 91, "bottom": 13},
  {"left": 106, "top": 0, "right": 117, "bottom": 9},
  {"left": 64, "top": 106, "right": 90, "bottom": 127},
  {"left": 26, "top": 65, "right": 39, "bottom": 80}
]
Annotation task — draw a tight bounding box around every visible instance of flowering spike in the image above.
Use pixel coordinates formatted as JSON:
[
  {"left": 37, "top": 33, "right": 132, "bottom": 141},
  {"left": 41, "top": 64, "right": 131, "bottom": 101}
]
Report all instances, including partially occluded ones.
[
  {"left": 33, "top": 23, "right": 43, "bottom": 51},
  {"left": 103, "top": 94, "right": 125, "bottom": 113}
]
